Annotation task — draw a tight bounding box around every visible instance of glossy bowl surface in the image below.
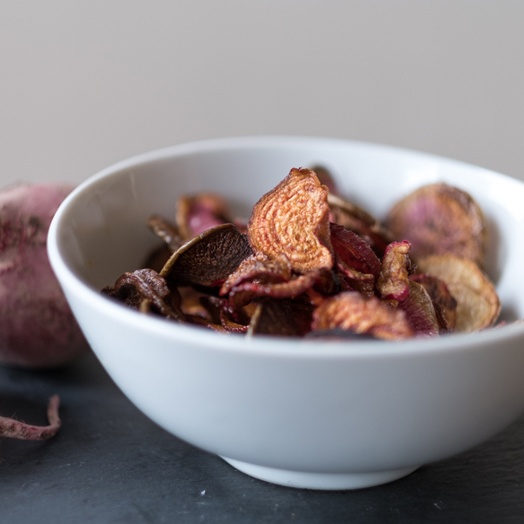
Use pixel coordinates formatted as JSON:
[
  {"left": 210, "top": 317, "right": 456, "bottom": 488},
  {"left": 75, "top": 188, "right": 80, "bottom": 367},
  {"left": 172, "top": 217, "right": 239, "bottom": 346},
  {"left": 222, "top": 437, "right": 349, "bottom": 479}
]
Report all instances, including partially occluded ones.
[{"left": 48, "top": 136, "right": 524, "bottom": 490}]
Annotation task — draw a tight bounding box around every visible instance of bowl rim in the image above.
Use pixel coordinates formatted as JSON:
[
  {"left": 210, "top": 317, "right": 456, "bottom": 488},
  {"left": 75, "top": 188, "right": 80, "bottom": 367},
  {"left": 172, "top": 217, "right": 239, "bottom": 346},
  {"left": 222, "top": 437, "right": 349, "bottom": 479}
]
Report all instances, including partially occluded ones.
[{"left": 48, "top": 135, "right": 524, "bottom": 360}]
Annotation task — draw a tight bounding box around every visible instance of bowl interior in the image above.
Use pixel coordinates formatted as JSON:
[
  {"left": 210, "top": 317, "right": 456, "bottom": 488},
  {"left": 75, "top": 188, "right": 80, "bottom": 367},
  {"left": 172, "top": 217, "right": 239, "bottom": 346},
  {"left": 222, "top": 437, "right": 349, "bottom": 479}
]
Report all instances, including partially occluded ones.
[
  {"left": 46, "top": 137, "right": 524, "bottom": 489},
  {"left": 51, "top": 136, "right": 524, "bottom": 325}
]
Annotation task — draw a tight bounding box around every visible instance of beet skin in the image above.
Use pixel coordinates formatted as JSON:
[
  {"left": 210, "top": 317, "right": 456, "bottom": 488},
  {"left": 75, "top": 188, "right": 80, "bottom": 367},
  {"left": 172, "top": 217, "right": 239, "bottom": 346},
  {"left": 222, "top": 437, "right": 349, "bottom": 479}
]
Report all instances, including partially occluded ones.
[{"left": 0, "top": 183, "right": 89, "bottom": 368}]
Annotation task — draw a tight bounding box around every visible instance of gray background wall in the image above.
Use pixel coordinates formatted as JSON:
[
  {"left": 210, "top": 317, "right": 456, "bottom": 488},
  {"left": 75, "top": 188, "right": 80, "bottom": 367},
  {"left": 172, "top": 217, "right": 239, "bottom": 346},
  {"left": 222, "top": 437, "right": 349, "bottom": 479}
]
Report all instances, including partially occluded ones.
[{"left": 2, "top": 1, "right": 523, "bottom": 185}]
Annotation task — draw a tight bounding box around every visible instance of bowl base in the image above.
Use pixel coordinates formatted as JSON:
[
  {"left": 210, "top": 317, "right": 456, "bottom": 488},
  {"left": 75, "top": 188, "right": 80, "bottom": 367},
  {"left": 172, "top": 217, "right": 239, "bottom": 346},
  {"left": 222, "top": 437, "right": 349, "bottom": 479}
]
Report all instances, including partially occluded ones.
[{"left": 221, "top": 457, "right": 419, "bottom": 490}]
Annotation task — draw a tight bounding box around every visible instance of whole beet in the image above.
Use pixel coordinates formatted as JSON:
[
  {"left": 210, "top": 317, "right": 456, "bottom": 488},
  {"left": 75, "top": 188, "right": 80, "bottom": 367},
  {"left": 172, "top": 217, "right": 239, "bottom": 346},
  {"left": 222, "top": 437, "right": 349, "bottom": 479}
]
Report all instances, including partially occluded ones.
[{"left": 0, "top": 183, "right": 89, "bottom": 368}]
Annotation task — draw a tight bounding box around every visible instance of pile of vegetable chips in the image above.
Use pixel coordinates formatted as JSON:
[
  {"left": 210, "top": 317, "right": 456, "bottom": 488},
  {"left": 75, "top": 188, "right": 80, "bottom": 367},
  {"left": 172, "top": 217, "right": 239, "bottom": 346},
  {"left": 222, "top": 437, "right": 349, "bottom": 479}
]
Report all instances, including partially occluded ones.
[{"left": 104, "top": 167, "right": 503, "bottom": 340}]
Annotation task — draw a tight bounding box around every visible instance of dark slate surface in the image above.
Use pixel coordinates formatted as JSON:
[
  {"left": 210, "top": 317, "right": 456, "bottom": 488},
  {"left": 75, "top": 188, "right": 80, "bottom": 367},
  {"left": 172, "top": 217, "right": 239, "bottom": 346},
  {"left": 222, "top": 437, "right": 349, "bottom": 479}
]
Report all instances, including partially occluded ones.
[{"left": 0, "top": 351, "right": 523, "bottom": 524}]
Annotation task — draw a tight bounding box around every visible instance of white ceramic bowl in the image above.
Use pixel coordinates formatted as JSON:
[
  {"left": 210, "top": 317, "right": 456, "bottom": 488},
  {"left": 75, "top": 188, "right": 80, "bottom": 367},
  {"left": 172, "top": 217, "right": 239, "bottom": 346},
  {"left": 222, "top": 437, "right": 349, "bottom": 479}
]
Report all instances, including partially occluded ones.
[{"left": 48, "top": 136, "right": 524, "bottom": 490}]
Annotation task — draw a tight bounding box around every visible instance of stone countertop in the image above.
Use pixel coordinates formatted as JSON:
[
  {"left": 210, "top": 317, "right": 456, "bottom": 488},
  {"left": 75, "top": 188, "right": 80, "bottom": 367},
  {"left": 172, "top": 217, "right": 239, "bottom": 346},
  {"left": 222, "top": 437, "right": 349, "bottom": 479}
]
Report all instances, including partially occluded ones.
[{"left": 0, "top": 352, "right": 523, "bottom": 524}]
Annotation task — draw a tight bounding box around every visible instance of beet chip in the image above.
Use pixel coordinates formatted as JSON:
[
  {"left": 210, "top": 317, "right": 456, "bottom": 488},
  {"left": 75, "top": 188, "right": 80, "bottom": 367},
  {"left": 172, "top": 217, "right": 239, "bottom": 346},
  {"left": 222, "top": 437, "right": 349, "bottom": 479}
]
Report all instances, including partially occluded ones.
[
  {"left": 247, "top": 168, "right": 333, "bottom": 273},
  {"left": 312, "top": 291, "right": 414, "bottom": 340},
  {"left": 144, "top": 215, "right": 186, "bottom": 271},
  {"left": 415, "top": 254, "right": 500, "bottom": 332},
  {"left": 399, "top": 281, "right": 440, "bottom": 337},
  {"left": 248, "top": 297, "right": 314, "bottom": 337},
  {"left": 147, "top": 214, "right": 184, "bottom": 253},
  {"left": 103, "top": 268, "right": 184, "bottom": 321},
  {"left": 330, "top": 223, "right": 381, "bottom": 277},
  {"left": 176, "top": 193, "right": 233, "bottom": 239},
  {"left": 220, "top": 254, "right": 292, "bottom": 297},
  {"left": 161, "top": 223, "right": 252, "bottom": 287},
  {"left": 330, "top": 223, "right": 381, "bottom": 297},
  {"left": 385, "top": 183, "right": 486, "bottom": 266},
  {"left": 327, "top": 193, "right": 393, "bottom": 257},
  {"left": 410, "top": 273, "right": 457, "bottom": 332},
  {"left": 376, "top": 240, "right": 413, "bottom": 303},
  {"left": 226, "top": 269, "right": 333, "bottom": 311}
]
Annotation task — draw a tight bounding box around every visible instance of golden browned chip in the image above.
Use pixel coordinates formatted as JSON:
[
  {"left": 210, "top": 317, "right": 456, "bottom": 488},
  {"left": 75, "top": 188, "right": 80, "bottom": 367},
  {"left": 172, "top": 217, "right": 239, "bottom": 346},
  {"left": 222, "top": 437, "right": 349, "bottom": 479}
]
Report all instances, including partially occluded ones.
[
  {"left": 415, "top": 254, "right": 500, "bottom": 332},
  {"left": 311, "top": 291, "right": 415, "bottom": 340},
  {"left": 385, "top": 183, "right": 487, "bottom": 266},
  {"left": 247, "top": 168, "right": 333, "bottom": 274},
  {"left": 376, "top": 240, "right": 412, "bottom": 303}
]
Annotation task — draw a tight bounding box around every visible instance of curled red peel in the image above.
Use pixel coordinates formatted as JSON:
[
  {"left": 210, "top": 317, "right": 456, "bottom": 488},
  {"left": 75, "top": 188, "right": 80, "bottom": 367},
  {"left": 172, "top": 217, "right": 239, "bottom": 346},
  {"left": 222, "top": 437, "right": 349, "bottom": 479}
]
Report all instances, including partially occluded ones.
[
  {"left": 0, "top": 395, "right": 61, "bottom": 441},
  {"left": 226, "top": 269, "right": 331, "bottom": 311}
]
